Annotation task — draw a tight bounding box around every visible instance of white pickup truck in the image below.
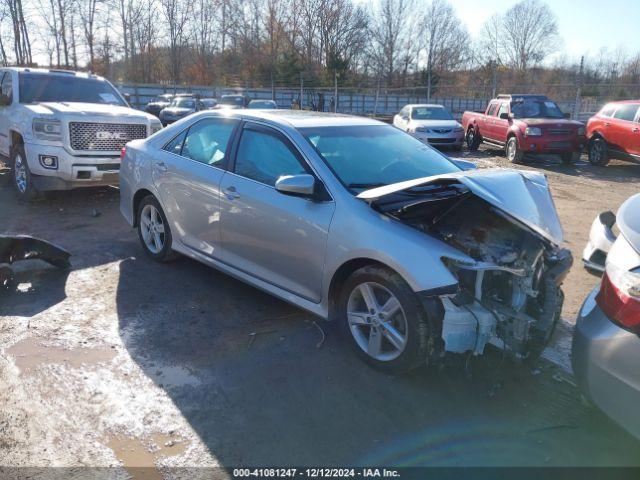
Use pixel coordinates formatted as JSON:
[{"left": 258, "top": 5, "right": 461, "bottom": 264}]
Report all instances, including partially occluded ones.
[{"left": 0, "top": 67, "right": 162, "bottom": 200}]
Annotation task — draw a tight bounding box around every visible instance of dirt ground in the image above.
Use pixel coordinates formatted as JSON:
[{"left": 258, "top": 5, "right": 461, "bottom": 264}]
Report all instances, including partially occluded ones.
[{"left": 1, "top": 148, "right": 640, "bottom": 477}]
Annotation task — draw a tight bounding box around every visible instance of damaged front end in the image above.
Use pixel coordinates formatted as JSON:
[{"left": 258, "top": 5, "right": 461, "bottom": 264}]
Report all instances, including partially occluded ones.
[{"left": 359, "top": 169, "right": 573, "bottom": 360}]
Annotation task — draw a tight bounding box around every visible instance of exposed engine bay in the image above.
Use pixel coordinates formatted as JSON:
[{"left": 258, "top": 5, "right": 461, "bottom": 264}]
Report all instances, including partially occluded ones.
[{"left": 369, "top": 178, "right": 573, "bottom": 360}]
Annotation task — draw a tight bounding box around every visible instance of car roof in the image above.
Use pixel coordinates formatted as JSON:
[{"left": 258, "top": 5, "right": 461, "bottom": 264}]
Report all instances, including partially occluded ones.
[
  {"left": 5, "top": 66, "right": 105, "bottom": 81},
  {"left": 406, "top": 104, "right": 447, "bottom": 109},
  {"left": 193, "top": 109, "right": 384, "bottom": 128}
]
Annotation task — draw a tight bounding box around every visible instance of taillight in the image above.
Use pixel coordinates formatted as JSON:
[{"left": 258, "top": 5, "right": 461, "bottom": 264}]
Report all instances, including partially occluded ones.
[
  {"left": 596, "top": 262, "right": 640, "bottom": 334},
  {"left": 120, "top": 146, "right": 126, "bottom": 160}
]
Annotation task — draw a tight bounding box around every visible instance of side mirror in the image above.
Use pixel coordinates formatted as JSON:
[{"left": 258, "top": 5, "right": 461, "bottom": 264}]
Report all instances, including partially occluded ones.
[
  {"left": 0, "top": 93, "right": 10, "bottom": 106},
  {"left": 123, "top": 93, "right": 131, "bottom": 106},
  {"left": 499, "top": 112, "right": 510, "bottom": 120},
  {"left": 564, "top": 112, "right": 571, "bottom": 119},
  {"left": 275, "top": 174, "right": 316, "bottom": 198}
]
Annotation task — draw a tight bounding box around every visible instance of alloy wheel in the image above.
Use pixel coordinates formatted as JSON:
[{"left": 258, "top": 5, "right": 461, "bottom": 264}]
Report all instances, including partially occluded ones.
[
  {"left": 346, "top": 282, "right": 408, "bottom": 361},
  {"left": 140, "top": 204, "right": 166, "bottom": 254}
]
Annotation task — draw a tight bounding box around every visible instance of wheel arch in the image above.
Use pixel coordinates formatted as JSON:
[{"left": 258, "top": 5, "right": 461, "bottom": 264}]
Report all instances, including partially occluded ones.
[
  {"left": 327, "top": 258, "right": 407, "bottom": 322},
  {"left": 10, "top": 130, "right": 23, "bottom": 149},
  {"left": 132, "top": 188, "right": 155, "bottom": 227}
]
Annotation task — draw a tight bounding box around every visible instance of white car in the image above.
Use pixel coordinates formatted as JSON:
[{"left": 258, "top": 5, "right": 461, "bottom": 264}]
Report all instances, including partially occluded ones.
[
  {"left": 0, "top": 67, "right": 161, "bottom": 200},
  {"left": 393, "top": 104, "right": 464, "bottom": 150}
]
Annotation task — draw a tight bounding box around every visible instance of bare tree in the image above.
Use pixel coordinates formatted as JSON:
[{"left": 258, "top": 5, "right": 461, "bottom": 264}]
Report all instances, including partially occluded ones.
[
  {"left": 485, "top": 0, "right": 559, "bottom": 71},
  {"left": 160, "top": 0, "right": 191, "bottom": 85},
  {"left": 77, "top": 0, "right": 101, "bottom": 71},
  {"left": 4, "top": 0, "right": 32, "bottom": 65},
  {"left": 369, "top": 0, "right": 414, "bottom": 85},
  {"left": 421, "top": 0, "right": 469, "bottom": 98}
]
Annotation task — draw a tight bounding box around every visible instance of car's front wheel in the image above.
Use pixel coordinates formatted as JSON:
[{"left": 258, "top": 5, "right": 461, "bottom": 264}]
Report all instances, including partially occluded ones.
[
  {"left": 339, "top": 265, "right": 431, "bottom": 374},
  {"left": 506, "top": 136, "right": 524, "bottom": 164},
  {"left": 588, "top": 137, "right": 610, "bottom": 166},
  {"left": 10, "top": 144, "right": 40, "bottom": 201},
  {"left": 137, "top": 195, "right": 178, "bottom": 262},
  {"left": 465, "top": 127, "right": 480, "bottom": 151}
]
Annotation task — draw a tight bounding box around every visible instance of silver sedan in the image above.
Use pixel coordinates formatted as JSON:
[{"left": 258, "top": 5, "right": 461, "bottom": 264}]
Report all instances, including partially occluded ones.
[
  {"left": 119, "top": 110, "right": 571, "bottom": 373},
  {"left": 572, "top": 193, "right": 640, "bottom": 439}
]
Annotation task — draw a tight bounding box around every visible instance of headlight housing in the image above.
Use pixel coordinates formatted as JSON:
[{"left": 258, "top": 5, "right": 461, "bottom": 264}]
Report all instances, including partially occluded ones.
[
  {"left": 525, "top": 126, "right": 542, "bottom": 136},
  {"left": 577, "top": 126, "right": 585, "bottom": 136},
  {"left": 150, "top": 122, "right": 162, "bottom": 135},
  {"left": 33, "top": 118, "right": 62, "bottom": 141}
]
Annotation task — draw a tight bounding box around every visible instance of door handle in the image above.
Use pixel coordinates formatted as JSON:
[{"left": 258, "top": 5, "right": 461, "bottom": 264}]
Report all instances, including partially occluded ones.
[
  {"left": 633, "top": 127, "right": 639, "bottom": 133},
  {"left": 224, "top": 186, "right": 240, "bottom": 200},
  {"left": 154, "top": 161, "right": 168, "bottom": 172},
  {"left": 604, "top": 122, "right": 611, "bottom": 127}
]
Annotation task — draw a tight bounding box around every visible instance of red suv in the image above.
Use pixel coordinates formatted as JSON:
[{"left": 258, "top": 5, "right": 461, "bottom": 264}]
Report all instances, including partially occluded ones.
[{"left": 586, "top": 101, "right": 640, "bottom": 166}]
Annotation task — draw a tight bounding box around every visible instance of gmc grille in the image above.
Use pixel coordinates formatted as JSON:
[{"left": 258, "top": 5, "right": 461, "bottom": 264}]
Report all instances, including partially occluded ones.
[{"left": 69, "top": 122, "right": 147, "bottom": 151}]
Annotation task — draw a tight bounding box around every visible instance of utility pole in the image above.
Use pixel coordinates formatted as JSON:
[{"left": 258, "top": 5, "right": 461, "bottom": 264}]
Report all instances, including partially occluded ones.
[
  {"left": 334, "top": 71, "right": 338, "bottom": 113},
  {"left": 573, "top": 56, "right": 584, "bottom": 120},
  {"left": 491, "top": 60, "right": 498, "bottom": 99},
  {"left": 373, "top": 76, "right": 381, "bottom": 117}
]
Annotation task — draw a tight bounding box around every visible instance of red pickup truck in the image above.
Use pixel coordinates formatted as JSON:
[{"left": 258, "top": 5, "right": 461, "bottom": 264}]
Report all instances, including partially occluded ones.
[{"left": 462, "top": 94, "right": 585, "bottom": 164}]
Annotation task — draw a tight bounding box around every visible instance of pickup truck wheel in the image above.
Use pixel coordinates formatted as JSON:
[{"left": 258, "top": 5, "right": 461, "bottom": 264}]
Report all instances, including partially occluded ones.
[
  {"left": 588, "top": 137, "right": 610, "bottom": 166},
  {"left": 339, "top": 265, "right": 430, "bottom": 374},
  {"left": 10, "top": 144, "right": 40, "bottom": 201},
  {"left": 137, "top": 195, "right": 179, "bottom": 262},
  {"left": 465, "top": 128, "right": 480, "bottom": 151},
  {"left": 506, "top": 137, "right": 524, "bottom": 164}
]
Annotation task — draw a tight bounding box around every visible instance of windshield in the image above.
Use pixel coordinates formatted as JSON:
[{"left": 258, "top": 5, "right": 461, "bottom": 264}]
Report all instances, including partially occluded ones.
[
  {"left": 154, "top": 95, "right": 172, "bottom": 103},
  {"left": 220, "top": 96, "right": 244, "bottom": 106},
  {"left": 202, "top": 99, "right": 216, "bottom": 107},
  {"left": 411, "top": 106, "right": 453, "bottom": 120},
  {"left": 18, "top": 73, "right": 126, "bottom": 106},
  {"left": 300, "top": 125, "right": 460, "bottom": 192},
  {"left": 170, "top": 98, "right": 195, "bottom": 109},
  {"left": 510, "top": 99, "right": 564, "bottom": 119}
]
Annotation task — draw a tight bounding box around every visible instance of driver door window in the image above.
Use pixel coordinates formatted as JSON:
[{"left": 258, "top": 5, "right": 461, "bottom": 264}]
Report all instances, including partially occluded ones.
[
  {"left": 234, "top": 127, "right": 307, "bottom": 186},
  {"left": 0, "top": 72, "right": 12, "bottom": 104}
]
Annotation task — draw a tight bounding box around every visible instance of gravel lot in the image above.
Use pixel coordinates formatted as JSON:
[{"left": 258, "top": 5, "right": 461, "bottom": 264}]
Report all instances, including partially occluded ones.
[{"left": 1, "top": 148, "right": 640, "bottom": 476}]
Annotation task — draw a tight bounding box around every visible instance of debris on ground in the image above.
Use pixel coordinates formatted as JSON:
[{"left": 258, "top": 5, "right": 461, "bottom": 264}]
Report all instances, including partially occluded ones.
[{"left": 0, "top": 235, "right": 71, "bottom": 287}]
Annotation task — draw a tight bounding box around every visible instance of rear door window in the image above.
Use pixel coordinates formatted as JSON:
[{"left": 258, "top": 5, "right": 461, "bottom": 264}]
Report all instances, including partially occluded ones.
[
  {"left": 487, "top": 102, "right": 498, "bottom": 116},
  {"left": 181, "top": 118, "right": 239, "bottom": 167}
]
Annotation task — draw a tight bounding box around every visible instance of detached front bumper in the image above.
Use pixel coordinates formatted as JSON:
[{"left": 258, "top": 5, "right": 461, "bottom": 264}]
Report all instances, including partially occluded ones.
[
  {"left": 572, "top": 288, "right": 640, "bottom": 440},
  {"left": 520, "top": 135, "right": 585, "bottom": 154},
  {"left": 411, "top": 131, "right": 464, "bottom": 148},
  {"left": 24, "top": 142, "right": 120, "bottom": 191}
]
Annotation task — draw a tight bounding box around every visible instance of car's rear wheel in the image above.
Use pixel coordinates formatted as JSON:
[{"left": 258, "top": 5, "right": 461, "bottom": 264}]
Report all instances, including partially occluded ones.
[
  {"left": 137, "top": 195, "right": 178, "bottom": 262},
  {"left": 465, "top": 127, "right": 480, "bottom": 151},
  {"left": 10, "top": 144, "right": 40, "bottom": 201},
  {"left": 588, "top": 137, "right": 610, "bottom": 166},
  {"left": 339, "top": 265, "right": 430, "bottom": 374},
  {"left": 506, "top": 136, "right": 524, "bottom": 164}
]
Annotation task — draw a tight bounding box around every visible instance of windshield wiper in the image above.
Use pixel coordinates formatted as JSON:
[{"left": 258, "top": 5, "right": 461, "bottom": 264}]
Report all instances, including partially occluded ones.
[{"left": 347, "top": 182, "right": 387, "bottom": 189}]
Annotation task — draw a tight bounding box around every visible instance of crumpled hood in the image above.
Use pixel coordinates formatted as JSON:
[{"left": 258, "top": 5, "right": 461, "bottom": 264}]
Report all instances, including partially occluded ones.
[
  {"left": 358, "top": 168, "right": 564, "bottom": 245},
  {"left": 27, "top": 102, "right": 150, "bottom": 120},
  {"left": 617, "top": 193, "right": 640, "bottom": 254},
  {"left": 410, "top": 119, "right": 460, "bottom": 129}
]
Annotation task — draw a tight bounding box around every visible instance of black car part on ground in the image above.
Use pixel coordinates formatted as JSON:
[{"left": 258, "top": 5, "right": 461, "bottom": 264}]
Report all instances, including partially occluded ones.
[{"left": 0, "top": 235, "right": 71, "bottom": 287}]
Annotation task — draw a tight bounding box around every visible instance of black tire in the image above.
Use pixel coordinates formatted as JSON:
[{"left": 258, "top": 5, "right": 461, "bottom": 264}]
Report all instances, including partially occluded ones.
[
  {"left": 136, "top": 195, "right": 179, "bottom": 262},
  {"left": 560, "top": 152, "right": 575, "bottom": 164},
  {"left": 338, "top": 265, "right": 431, "bottom": 374},
  {"left": 465, "top": 127, "right": 480, "bottom": 151},
  {"left": 10, "top": 143, "right": 40, "bottom": 201},
  {"left": 506, "top": 136, "right": 524, "bottom": 164},
  {"left": 588, "top": 137, "right": 610, "bottom": 166}
]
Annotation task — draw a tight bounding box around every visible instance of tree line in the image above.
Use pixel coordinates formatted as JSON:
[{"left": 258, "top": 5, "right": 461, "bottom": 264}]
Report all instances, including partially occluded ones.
[{"left": 0, "top": 0, "right": 639, "bottom": 100}]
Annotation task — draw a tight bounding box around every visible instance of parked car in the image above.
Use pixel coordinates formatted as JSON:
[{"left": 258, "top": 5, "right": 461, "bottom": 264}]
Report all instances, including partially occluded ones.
[
  {"left": 215, "top": 94, "right": 249, "bottom": 109},
  {"left": 582, "top": 210, "right": 617, "bottom": 274},
  {"left": 120, "top": 110, "right": 572, "bottom": 373},
  {"left": 572, "top": 193, "right": 640, "bottom": 440},
  {"left": 158, "top": 96, "right": 205, "bottom": 126},
  {"left": 462, "top": 94, "right": 585, "bottom": 164},
  {"left": 393, "top": 104, "right": 464, "bottom": 150},
  {"left": 248, "top": 99, "right": 278, "bottom": 109},
  {"left": 201, "top": 98, "right": 218, "bottom": 109},
  {"left": 145, "top": 93, "right": 174, "bottom": 117},
  {"left": 0, "top": 67, "right": 161, "bottom": 200},
  {"left": 586, "top": 100, "right": 640, "bottom": 166}
]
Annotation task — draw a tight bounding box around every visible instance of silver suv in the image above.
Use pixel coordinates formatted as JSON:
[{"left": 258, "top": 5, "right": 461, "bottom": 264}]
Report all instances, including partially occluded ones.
[
  {"left": 119, "top": 110, "right": 571, "bottom": 373},
  {"left": 0, "top": 67, "right": 161, "bottom": 200}
]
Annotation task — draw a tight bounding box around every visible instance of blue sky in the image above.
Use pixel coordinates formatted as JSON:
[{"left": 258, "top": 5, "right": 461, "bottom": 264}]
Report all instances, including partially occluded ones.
[{"left": 449, "top": 0, "right": 640, "bottom": 58}]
